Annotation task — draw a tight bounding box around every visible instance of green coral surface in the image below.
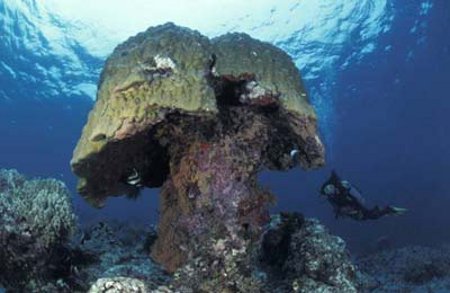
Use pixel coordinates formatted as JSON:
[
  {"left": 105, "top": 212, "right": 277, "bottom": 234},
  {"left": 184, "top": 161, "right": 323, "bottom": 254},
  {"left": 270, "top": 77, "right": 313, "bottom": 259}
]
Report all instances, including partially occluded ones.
[{"left": 71, "top": 23, "right": 324, "bottom": 206}]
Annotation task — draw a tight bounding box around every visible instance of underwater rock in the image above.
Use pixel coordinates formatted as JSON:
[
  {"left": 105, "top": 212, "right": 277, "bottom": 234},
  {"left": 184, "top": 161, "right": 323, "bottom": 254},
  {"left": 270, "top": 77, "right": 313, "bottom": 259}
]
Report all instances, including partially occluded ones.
[
  {"left": 169, "top": 233, "right": 264, "bottom": 292},
  {"left": 0, "top": 169, "right": 77, "bottom": 291},
  {"left": 260, "top": 213, "right": 358, "bottom": 293},
  {"left": 282, "top": 219, "right": 357, "bottom": 292},
  {"left": 260, "top": 212, "right": 305, "bottom": 268},
  {"left": 71, "top": 22, "right": 324, "bottom": 274},
  {"left": 357, "top": 245, "right": 450, "bottom": 292},
  {"left": 88, "top": 277, "right": 148, "bottom": 293}
]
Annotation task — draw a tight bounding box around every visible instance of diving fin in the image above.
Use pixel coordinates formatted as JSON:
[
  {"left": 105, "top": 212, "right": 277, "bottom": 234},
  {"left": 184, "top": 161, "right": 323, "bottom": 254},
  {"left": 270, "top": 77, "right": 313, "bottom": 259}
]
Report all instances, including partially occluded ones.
[{"left": 389, "top": 206, "right": 408, "bottom": 215}]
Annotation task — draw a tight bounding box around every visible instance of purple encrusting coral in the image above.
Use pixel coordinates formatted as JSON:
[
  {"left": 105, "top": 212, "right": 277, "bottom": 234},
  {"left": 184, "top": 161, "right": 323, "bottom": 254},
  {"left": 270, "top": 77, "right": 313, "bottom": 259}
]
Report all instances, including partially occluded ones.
[{"left": 152, "top": 114, "right": 275, "bottom": 276}]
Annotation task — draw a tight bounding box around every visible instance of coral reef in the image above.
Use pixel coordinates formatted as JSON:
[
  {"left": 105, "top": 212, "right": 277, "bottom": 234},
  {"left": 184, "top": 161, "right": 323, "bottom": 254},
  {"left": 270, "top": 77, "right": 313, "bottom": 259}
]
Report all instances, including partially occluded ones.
[
  {"left": 75, "top": 215, "right": 358, "bottom": 293},
  {"left": 0, "top": 218, "right": 169, "bottom": 292},
  {"left": 260, "top": 213, "right": 358, "bottom": 292},
  {"left": 71, "top": 23, "right": 324, "bottom": 276},
  {"left": 0, "top": 169, "right": 77, "bottom": 291},
  {"left": 15, "top": 213, "right": 445, "bottom": 293},
  {"left": 167, "top": 212, "right": 357, "bottom": 292},
  {"left": 0, "top": 172, "right": 371, "bottom": 293},
  {"left": 170, "top": 229, "right": 264, "bottom": 292},
  {"left": 357, "top": 245, "right": 450, "bottom": 292},
  {"left": 88, "top": 277, "right": 148, "bottom": 293}
]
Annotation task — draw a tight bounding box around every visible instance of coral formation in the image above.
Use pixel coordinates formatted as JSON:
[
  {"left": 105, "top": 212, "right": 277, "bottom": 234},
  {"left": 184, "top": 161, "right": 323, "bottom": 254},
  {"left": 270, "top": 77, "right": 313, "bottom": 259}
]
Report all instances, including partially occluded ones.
[
  {"left": 0, "top": 217, "right": 169, "bottom": 292},
  {"left": 71, "top": 22, "right": 324, "bottom": 276},
  {"left": 71, "top": 23, "right": 323, "bottom": 206},
  {"left": 88, "top": 277, "right": 148, "bottom": 293},
  {"left": 0, "top": 169, "right": 77, "bottom": 291},
  {"left": 0, "top": 170, "right": 364, "bottom": 293},
  {"left": 75, "top": 216, "right": 358, "bottom": 293},
  {"left": 260, "top": 213, "right": 358, "bottom": 292}
]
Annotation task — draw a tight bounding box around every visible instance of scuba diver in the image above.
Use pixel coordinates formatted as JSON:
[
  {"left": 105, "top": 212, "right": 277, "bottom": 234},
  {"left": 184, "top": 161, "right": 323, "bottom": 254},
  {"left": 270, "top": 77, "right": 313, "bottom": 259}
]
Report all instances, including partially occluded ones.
[{"left": 320, "top": 171, "right": 407, "bottom": 221}]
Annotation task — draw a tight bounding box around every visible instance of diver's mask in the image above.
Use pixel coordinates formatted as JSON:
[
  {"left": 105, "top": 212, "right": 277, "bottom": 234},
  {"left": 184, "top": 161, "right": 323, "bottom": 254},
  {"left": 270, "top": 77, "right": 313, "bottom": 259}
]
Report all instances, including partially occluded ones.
[
  {"left": 323, "top": 184, "right": 337, "bottom": 195},
  {"left": 341, "top": 180, "right": 351, "bottom": 190}
]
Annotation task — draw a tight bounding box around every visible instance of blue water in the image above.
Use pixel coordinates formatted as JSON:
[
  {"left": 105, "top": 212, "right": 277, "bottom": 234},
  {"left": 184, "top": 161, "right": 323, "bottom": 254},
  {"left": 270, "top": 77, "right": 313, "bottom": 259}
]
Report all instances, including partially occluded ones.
[{"left": 0, "top": 0, "right": 449, "bottom": 254}]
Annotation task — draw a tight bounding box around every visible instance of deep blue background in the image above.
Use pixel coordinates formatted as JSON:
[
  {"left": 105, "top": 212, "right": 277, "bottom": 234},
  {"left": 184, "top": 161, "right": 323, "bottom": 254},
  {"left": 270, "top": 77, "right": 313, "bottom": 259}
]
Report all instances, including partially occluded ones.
[
  {"left": 267, "top": 0, "right": 450, "bottom": 252},
  {"left": 0, "top": 0, "right": 449, "bottom": 254}
]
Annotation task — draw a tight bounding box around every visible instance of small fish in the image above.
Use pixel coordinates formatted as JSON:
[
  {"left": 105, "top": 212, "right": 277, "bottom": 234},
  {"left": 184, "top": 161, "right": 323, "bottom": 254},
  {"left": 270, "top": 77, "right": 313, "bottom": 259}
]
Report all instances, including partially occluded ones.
[
  {"left": 290, "top": 149, "right": 299, "bottom": 162},
  {"left": 126, "top": 168, "right": 142, "bottom": 187},
  {"left": 291, "top": 149, "right": 299, "bottom": 160}
]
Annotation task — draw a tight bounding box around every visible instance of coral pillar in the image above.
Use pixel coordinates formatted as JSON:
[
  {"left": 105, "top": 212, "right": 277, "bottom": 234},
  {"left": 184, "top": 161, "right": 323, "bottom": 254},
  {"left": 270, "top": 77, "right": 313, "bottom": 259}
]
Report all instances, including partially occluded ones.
[{"left": 152, "top": 107, "right": 273, "bottom": 273}]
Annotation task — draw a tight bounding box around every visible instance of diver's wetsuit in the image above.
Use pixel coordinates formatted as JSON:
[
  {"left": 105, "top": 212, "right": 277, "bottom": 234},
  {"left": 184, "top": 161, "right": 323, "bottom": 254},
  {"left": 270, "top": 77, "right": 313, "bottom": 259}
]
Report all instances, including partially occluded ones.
[{"left": 320, "top": 171, "right": 405, "bottom": 221}]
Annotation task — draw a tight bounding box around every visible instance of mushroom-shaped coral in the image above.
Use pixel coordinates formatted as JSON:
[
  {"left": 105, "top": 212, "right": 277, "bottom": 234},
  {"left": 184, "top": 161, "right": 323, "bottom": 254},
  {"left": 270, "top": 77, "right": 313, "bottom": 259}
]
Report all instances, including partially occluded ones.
[{"left": 71, "top": 23, "right": 325, "bottom": 274}]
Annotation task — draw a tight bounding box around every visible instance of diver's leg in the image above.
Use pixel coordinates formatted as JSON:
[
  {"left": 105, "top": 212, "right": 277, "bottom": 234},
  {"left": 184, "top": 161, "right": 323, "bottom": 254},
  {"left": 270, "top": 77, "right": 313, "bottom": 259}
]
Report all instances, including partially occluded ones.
[
  {"left": 362, "top": 206, "right": 387, "bottom": 220},
  {"left": 363, "top": 205, "right": 407, "bottom": 220},
  {"left": 385, "top": 205, "right": 408, "bottom": 215}
]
